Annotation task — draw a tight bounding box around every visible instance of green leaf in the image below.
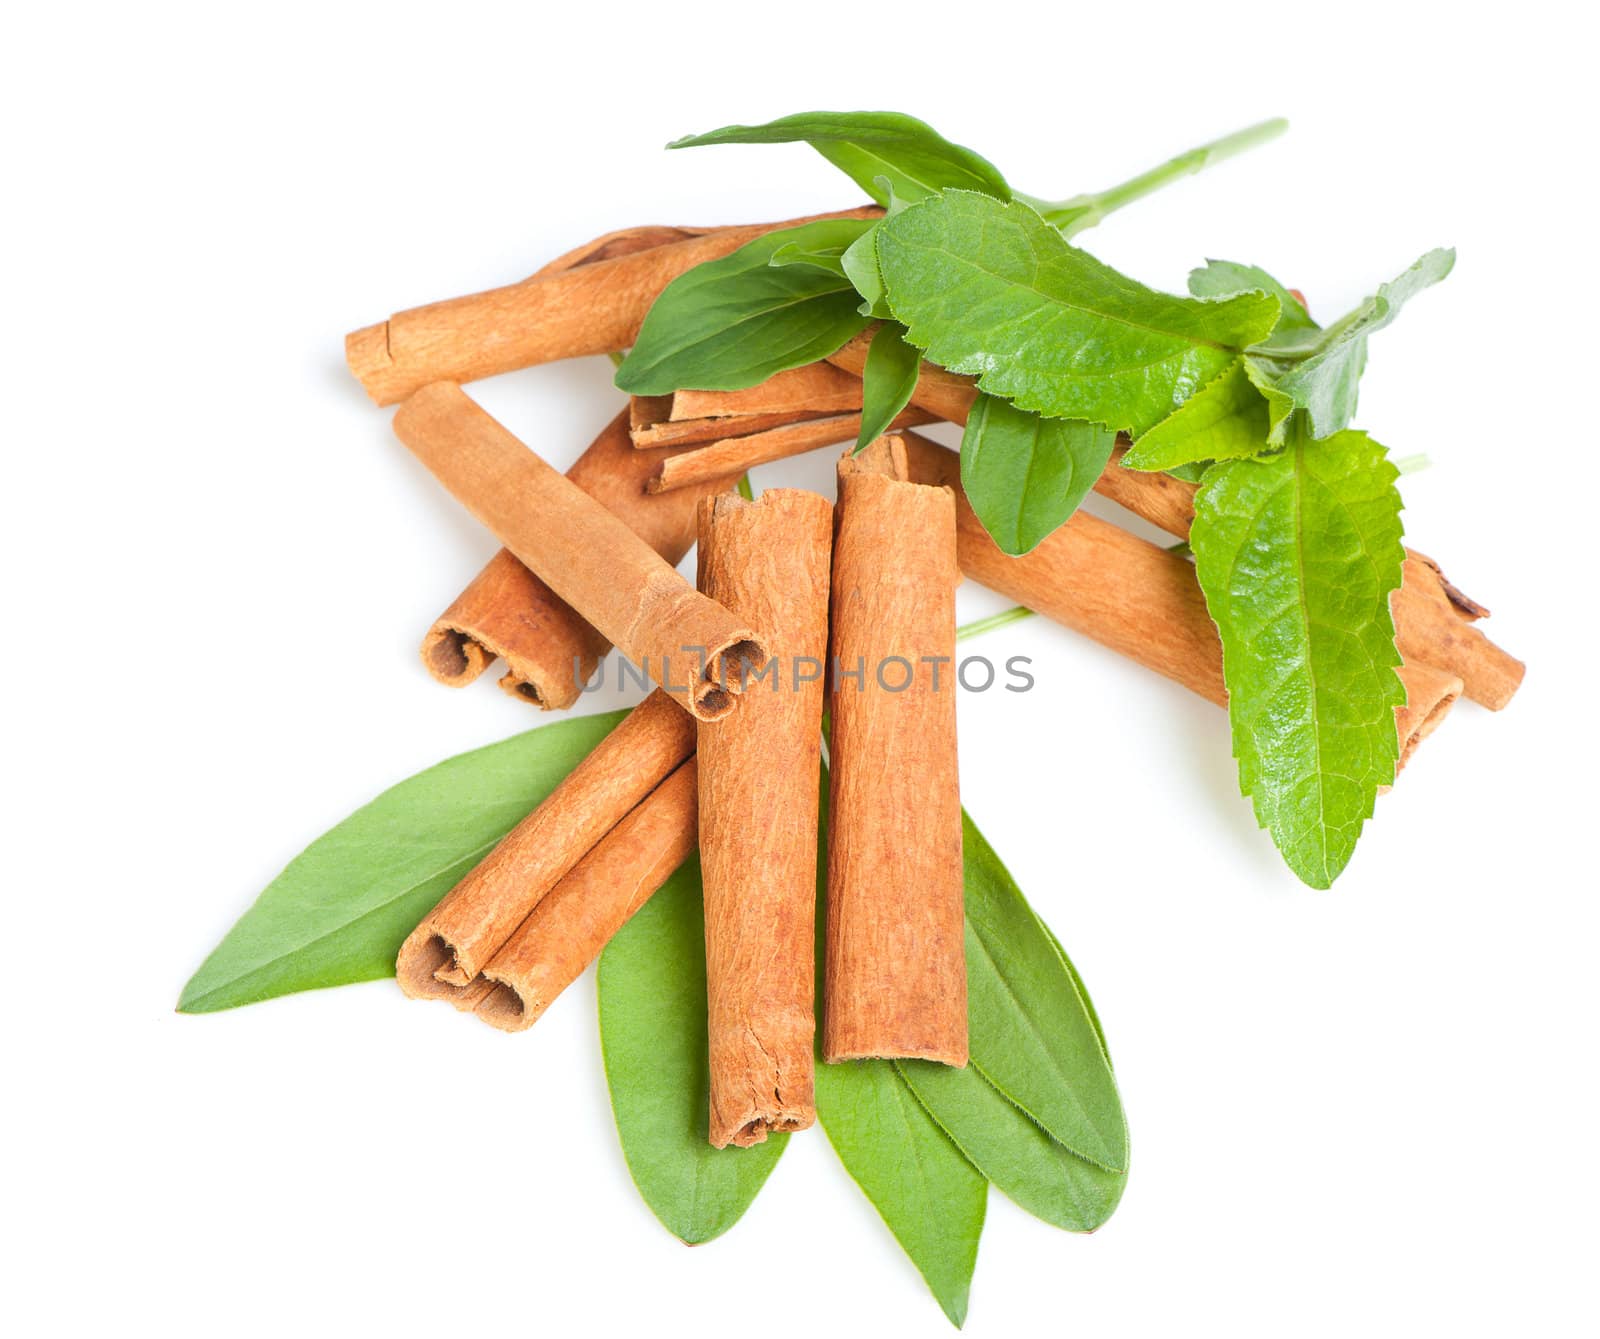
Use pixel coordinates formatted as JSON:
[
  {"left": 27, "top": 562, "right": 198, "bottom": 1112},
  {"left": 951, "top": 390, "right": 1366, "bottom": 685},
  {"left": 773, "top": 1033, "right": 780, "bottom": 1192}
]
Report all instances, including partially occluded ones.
[
  {"left": 1122, "top": 360, "right": 1272, "bottom": 472},
  {"left": 614, "top": 219, "right": 874, "bottom": 394},
  {"left": 1250, "top": 249, "right": 1455, "bottom": 437},
  {"left": 856, "top": 322, "right": 922, "bottom": 449},
  {"left": 841, "top": 223, "right": 893, "bottom": 318},
  {"left": 598, "top": 857, "right": 788, "bottom": 1245},
  {"left": 897, "top": 1060, "right": 1125, "bottom": 1233},
  {"left": 669, "top": 110, "right": 1011, "bottom": 206},
  {"left": 1189, "top": 259, "right": 1319, "bottom": 336},
  {"left": 961, "top": 811, "right": 1127, "bottom": 1171},
  {"left": 1190, "top": 427, "right": 1407, "bottom": 887},
  {"left": 815, "top": 1057, "right": 986, "bottom": 1327},
  {"left": 769, "top": 237, "right": 851, "bottom": 279},
  {"left": 960, "top": 394, "right": 1117, "bottom": 553},
  {"left": 178, "top": 711, "right": 629, "bottom": 1013},
  {"left": 876, "top": 191, "right": 1280, "bottom": 434}
]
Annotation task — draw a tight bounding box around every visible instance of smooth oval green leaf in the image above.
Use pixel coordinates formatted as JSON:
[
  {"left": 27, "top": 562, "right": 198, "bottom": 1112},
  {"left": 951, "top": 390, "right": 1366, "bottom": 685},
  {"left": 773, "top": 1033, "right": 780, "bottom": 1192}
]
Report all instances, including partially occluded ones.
[
  {"left": 614, "top": 219, "right": 874, "bottom": 394},
  {"left": 855, "top": 322, "right": 922, "bottom": 449},
  {"left": 877, "top": 191, "right": 1281, "bottom": 435},
  {"left": 961, "top": 811, "right": 1128, "bottom": 1172},
  {"left": 959, "top": 393, "right": 1117, "bottom": 553},
  {"left": 1191, "top": 429, "right": 1407, "bottom": 887},
  {"left": 897, "top": 1060, "right": 1125, "bottom": 1233},
  {"left": 178, "top": 710, "right": 629, "bottom": 1013},
  {"left": 1122, "top": 360, "right": 1272, "bottom": 472},
  {"left": 669, "top": 110, "right": 1011, "bottom": 206},
  {"left": 598, "top": 857, "right": 788, "bottom": 1245},
  {"left": 815, "top": 1057, "right": 986, "bottom": 1327}
]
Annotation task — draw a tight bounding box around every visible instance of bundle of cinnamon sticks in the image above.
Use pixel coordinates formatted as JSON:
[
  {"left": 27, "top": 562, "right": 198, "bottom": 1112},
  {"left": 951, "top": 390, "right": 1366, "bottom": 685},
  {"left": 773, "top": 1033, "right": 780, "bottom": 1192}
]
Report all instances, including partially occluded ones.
[{"left": 350, "top": 215, "right": 1523, "bottom": 1148}]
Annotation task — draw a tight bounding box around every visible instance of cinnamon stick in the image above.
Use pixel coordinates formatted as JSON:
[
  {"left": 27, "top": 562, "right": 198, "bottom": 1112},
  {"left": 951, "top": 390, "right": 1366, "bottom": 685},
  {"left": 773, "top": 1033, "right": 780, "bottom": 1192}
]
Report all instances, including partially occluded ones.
[
  {"left": 393, "top": 383, "right": 766, "bottom": 721},
  {"left": 827, "top": 334, "right": 1524, "bottom": 710},
  {"left": 898, "top": 432, "right": 1461, "bottom": 768},
  {"left": 396, "top": 689, "right": 693, "bottom": 1004},
  {"left": 628, "top": 362, "right": 870, "bottom": 448},
  {"left": 697, "top": 490, "right": 833, "bottom": 1146},
  {"left": 421, "top": 408, "right": 727, "bottom": 708},
  {"left": 347, "top": 208, "right": 879, "bottom": 405},
  {"left": 472, "top": 758, "right": 699, "bottom": 1032},
  {"left": 645, "top": 407, "right": 936, "bottom": 495},
  {"left": 825, "top": 437, "right": 966, "bottom": 1066}
]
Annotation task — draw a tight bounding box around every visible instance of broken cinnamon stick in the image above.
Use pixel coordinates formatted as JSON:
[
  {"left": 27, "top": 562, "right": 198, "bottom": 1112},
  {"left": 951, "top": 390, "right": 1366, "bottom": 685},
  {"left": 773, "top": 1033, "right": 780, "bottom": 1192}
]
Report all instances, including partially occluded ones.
[
  {"left": 629, "top": 362, "right": 869, "bottom": 447},
  {"left": 645, "top": 407, "right": 936, "bottom": 495},
  {"left": 396, "top": 689, "right": 694, "bottom": 1004},
  {"left": 348, "top": 208, "right": 879, "bottom": 405},
  {"left": 827, "top": 334, "right": 1524, "bottom": 709},
  {"left": 472, "top": 758, "right": 699, "bottom": 1032},
  {"left": 825, "top": 437, "right": 966, "bottom": 1066},
  {"left": 697, "top": 490, "right": 833, "bottom": 1146},
  {"left": 899, "top": 432, "right": 1461, "bottom": 768},
  {"left": 394, "top": 383, "right": 767, "bottom": 720},
  {"left": 421, "top": 408, "right": 727, "bottom": 708}
]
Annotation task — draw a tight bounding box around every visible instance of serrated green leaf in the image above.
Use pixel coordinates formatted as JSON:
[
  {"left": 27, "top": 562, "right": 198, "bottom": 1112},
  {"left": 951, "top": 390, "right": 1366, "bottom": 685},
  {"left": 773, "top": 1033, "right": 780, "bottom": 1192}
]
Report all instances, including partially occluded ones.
[
  {"left": 598, "top": 857, "right": 788, "bottom": 1245},
  {"left": 177, "top": 711, "right": 628, "bottom": 1013},
  {"left": 669, "top": 110, "right": 1011, "bottom": 206},
  {"left": 1189, "top": 259, "right": 1319, "bottom": 336},
  {"left": 815, "top": 1057, "right": 986, "bottom": 1327},
  {"left": 1249, "top": 249, "right": 1455, "bottom": 437},
  {"left": 841, "top": 223, "right": 892, "bottom": 318},
  {"left": 1122, "top": 360, "right": 1272, "bottom": 472},
  {"left": 1191, "top": 428, "right": 1407, "bottom": 887},
  {"left": 960, "top": 394, "right": 1117, "bottom": 554},
  {"left": 856, "top": 322, "right": 921, "bottom": 448},
  {"left": 614, "top": 219, "right": 874, "bottom": 394},
  {"left": 876, "top": 191, "right": 1280, "bottom": 435},
  {"left": 897, "top": 1060, "right": 1125, "bottom": 1233},
  {"left": 961, "top": 811, "right": 1127, "bottom": 1171}
]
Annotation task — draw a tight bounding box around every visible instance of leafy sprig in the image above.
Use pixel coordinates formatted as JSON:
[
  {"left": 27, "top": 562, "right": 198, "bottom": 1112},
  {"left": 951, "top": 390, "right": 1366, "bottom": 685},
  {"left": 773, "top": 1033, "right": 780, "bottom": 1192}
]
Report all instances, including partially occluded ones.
[{"left": 619, "top": 110, "right": 1457, "bottom": 885}]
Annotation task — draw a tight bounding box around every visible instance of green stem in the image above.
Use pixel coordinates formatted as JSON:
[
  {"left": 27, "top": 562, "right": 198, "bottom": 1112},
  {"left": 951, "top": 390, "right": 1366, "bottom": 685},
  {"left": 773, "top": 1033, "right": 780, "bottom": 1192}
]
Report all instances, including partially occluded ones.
[
  {"left": 1030, "top": 118, "right": 1288, "bottom": 238},
  {"left": 955, "top": 605, "right": 1035, "bottom": 642},
  {"left": 1392, "top": 453, "right": 1432, "bottom": 476},
  {"left": 735, "top": 472, "right": 755, "bottom": 501}
]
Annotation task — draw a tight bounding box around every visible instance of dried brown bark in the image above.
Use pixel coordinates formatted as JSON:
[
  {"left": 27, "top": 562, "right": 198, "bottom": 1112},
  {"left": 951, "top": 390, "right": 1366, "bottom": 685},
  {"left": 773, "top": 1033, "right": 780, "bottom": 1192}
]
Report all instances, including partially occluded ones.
[
  {"left": 824, "top": 438, "right": 966, "bottom": 1066},
  {"left": 697, "top": 490, "right": 833, "bottom": 1146}
]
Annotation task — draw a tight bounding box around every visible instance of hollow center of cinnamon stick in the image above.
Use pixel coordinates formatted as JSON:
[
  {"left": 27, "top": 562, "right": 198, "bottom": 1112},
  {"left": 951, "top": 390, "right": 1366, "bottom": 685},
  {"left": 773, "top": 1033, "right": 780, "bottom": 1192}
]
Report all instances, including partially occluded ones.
[{"left": 475, "top": 982, "right": 527, "bottom": 1028}]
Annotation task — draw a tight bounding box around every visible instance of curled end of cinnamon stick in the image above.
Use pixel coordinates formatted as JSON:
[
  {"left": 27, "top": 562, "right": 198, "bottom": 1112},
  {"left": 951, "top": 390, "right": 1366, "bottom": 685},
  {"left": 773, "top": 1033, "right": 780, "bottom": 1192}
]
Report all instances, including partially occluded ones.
[
  {"left": 1394, "top": 660, "right": 1464, "bottom": 775},
  {"left": 395, "top": 927, "right": 491, "bottom": 1008},
  {"left": 420, "top": 621, "right": 495, "bottom": 687},
  {"left": 470, "top": 975, "right": 543, "bottom": 1033},
  {"left": 715, "top": 1103, "right": 816, "bottom": 1150},
  {"left": 687, "top": 632, "right": 770, "bottom": 721},
  {"left": 1392, "top": 553, "right": 1524, "bottom": 711}
]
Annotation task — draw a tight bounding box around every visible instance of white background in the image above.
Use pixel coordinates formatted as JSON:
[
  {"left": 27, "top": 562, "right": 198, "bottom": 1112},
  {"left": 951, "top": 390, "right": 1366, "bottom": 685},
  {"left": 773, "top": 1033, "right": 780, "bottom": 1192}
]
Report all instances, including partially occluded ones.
[{"left": 6, "top": 3, "right": 1595, "bottom": 1335}]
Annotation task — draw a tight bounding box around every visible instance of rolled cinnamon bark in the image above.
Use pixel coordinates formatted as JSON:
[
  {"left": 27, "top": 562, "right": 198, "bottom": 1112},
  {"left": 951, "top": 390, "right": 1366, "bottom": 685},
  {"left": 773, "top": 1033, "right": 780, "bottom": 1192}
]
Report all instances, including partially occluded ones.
[
  {"left": 473, "top": 758, "right": 699, "bottom": 1032},
  {"left": 348, "top": 208, "right": 880, "bottom": 405},
  {"left": 899, "top": 432, "right": 1461, "bottom": 768},
  {"left": 394, "top": 383, "right": 766, "bottom": 720},
  {"left": 396, "top": 689, "right": 694, "bottom": 1004},
  {"left": 697, "top": 490, "right": 833, "bottom": 1146},
  {"left": 827, "top": 335, "right": 1523, "bottom": 710},
  {"left": 825, "top": 437, "right": 966, "bottom": 1066},
  {"left": 629, "top": 402, "right": 831, "bottom": 450},
  {"left": 421, "top": 408, "right": 726, "bottom": 708},
  {"left": 669, "top": 362, "right": 866, "bottom": 422},
  {"left": 645, "top": 407, "right": 936, "bottom": 495}
]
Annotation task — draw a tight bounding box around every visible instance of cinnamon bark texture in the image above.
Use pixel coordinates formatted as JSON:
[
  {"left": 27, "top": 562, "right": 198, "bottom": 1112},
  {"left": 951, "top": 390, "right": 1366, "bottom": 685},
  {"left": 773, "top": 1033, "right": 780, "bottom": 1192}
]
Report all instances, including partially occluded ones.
[
  {"left": 825, "top": 437, "right": 966, "bottom": 1066},
  {"left": 396, "top": 690, "right": 693, "bottom": 1005},
  {"left": 473, "top": 758, "right": 700, "bottom": 1032},
  {"left": 827, "top": 334, "right": 1523, "bottom": 710},
  {"left": 899, "top": 432, "right": 1461, "bottom": 769},
  {"left": 629, "top": 363, "right": 868, "bottom": 447},
  {"left": 347, "top": 208, "right": 879, "bottom": 405},
  {"left": 393, "top": 383, "right": 766, "bottom": 720},
  {"left": 421, "top": 408, "right": 725, "bottom": 708},
  {"left": 696, "top": 490, "right": 833, "bottom": 1146},
  {"left": 645, "top": 407, "right": 935, "bottom": 495}
]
